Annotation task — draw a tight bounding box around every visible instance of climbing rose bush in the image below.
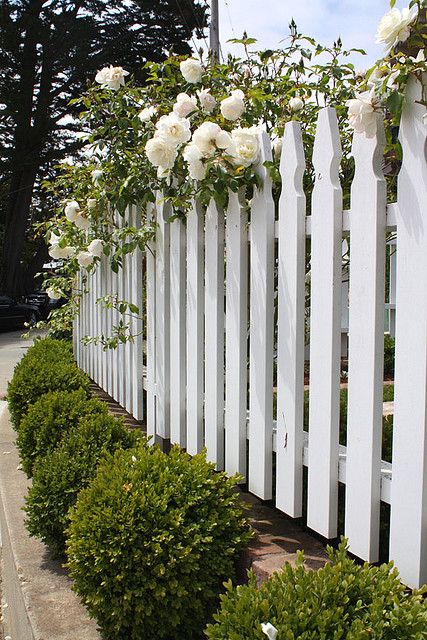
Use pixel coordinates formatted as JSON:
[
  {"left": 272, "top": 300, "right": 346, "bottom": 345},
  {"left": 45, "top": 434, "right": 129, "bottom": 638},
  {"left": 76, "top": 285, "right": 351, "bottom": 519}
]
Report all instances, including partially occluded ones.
[{"left": 41, "top": 1, "right": 426, "bottom": 340}]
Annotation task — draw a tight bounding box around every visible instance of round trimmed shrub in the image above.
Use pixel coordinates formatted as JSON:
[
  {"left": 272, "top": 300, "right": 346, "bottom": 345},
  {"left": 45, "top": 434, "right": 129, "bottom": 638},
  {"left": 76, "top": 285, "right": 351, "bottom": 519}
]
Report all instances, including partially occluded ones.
[
  {"left": 66, "top": 445, "right": 252, "bottom": 640},
  {"left": 25, "top": 414, "right": 142, "bottom": 556},
  {"left": 205, "top": 539, "right": 427, "bottom": 640},
  {"left": 7, "top": 351, "right": 89, "bottom": 429},
  {"left": 17, "top": 389, "right": 106, "bottom": 476}
]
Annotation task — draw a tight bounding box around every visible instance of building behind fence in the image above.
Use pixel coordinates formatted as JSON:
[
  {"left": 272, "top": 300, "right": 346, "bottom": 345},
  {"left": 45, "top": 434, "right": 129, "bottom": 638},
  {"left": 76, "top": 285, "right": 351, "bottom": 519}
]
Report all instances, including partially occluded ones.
[{"left": 75, "top": 77, "right": 427, "bottom": 589}]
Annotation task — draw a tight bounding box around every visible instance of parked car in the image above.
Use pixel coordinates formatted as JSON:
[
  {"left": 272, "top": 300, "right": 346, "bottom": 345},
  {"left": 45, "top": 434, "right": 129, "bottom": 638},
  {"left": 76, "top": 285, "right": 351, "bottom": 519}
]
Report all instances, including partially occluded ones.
[
  {"left": 0, "top": 295, "right": 40, "bottom": 330},
  {"left": 23, "top": 289, "right": 65, "bottom": 320}
]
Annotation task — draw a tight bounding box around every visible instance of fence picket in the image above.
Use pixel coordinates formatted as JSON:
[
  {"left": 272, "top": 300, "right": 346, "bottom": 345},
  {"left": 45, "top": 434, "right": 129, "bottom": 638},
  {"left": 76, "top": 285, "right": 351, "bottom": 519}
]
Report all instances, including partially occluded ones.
[
  {"left": 345, "top": 113, "right": 386, "bottom": 562},
  {"left": 155, "top": 197, "right": 171, "bottom": 440},
  {"left": 389, "top": 75, "right": 427, "bottom": 588},
  {"left": 131, "top": 206, "right": 144, "bottom": 421},
  {"left": 146, "top": 203, "right": 156, "bottom": 441},
  {"left": 170, "top": 217, "right": 187, "bottom": 447},
  {"left": 205, "top": 199, "right": 225, "bottom": 469},
  {"left": 248, "top": 132, "right": 275, "bottom": 499},
  {"left": 225, "top": 190, "right": 248, "bottom": 478},
  {"left": 307, "top": 107, "right": 342, "bottom": 538},
  {"left": 186, "top": 200, "right": 205, "bottom": 455},
  {"left": 276, "top": 122, "right": 306, "bottom": 516}
]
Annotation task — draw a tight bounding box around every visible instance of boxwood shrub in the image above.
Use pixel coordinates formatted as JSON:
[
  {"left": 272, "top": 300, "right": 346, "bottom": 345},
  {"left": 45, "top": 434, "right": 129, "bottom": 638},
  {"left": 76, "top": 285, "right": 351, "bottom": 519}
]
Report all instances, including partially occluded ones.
[
  {"left": 25, "top": 413, "right": 141, "bottom": 556},
  {"left": 7, "top": 350, "right": 89, "bottom": 429},
  {"left": 17, "top": 389, "right": 106, "bottom": 476},
  {"left": 205, "top": 539, "right": 427, "bottom": 640},
  {"left": 66, "top": 445, "right": 252, "bottom": 640}
]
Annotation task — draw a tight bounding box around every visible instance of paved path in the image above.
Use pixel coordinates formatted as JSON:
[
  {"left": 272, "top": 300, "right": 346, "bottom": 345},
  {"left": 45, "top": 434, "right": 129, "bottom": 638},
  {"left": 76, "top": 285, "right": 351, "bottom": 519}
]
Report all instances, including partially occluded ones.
[{"left": 0, "top": 330, "right": 41, "bottom": 640}]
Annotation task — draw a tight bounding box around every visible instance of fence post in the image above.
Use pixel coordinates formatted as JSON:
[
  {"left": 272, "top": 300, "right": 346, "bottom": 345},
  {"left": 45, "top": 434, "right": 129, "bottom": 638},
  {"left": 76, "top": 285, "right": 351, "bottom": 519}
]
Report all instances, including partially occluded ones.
[
  {"left": 276, "top": 122, "right": 306, "bottom": 517},
  {"left": 146, "top": 202, "right": 156, "bottom": 441},
  {"left": 205, "top": 199, "right": 225, "bottom": 468},
  {"left": 345, "top": 113, "right": 386, "bottom": 562},
  {"left": 225, "top": 190, "right": 248, "bottom": 478},
  {"left": 390, "top": 75, "right": 427, "bottom": 588},
  {"left": 248, "top": 132, "right": 275, "bottom": 499},
  {"left": 186, "top": 199, "right": 204, "bottom": 455},
  {"left": 307, "top": 107, "right": 342, "bottom": 538}
]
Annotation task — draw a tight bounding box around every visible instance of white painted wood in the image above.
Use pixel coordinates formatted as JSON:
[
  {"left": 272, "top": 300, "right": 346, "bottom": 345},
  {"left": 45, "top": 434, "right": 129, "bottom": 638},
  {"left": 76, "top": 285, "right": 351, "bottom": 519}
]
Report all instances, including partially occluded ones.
[
  {"left": 75, "top": 272, "right": 81, "bottom": 368},
  {"left": 204, "top": 199, "right": 225, "bottom": 469},
  {"left": 93, "top": 265, "right": 99, "bottom": 385},
  {"left": 124, "top": 207, "right": 133, "bottom": 414},
  {"left": 155, "top": 197, "right": 171, "bottom": 440},
  {"left": 132, "top": 206, "right": 144, "bottom": 421},
  {"left": 225, "top": 190, "right": 248, "bottom": 478},
  {"left": 186, "top": 200, "right": 205, "bottom": 455},
  {"left": 307, "top": 107, "right": 343, "bottom": 538},
  {"left": 169, "top": 217, "right": 187, "bottom": 447},
  {"left": 146, "top": 203, "right": 156, "bottom": 442},
  {"left": 276, "top": 122, "right": 306, "bottom": 517},
  {"left": 387, "top": 237, "right": 396, "bottom": 337},
  {"left": 106, "top": 250, "right": 114, "bottom": 398},
  {"left": 101, "top": 256, "right": 108, "bottom": 392},
  {"left": 248, "top": 132, "right": 275, "bottom": 499},
  {"left": 345, "top": 113, "right": 386, "bottom": 563},
  {"left": 117, "top": 212, "right": 126, "bottom": 408},
  {"left": 390, "top": 75, "right": 427, "bottom": 589}
]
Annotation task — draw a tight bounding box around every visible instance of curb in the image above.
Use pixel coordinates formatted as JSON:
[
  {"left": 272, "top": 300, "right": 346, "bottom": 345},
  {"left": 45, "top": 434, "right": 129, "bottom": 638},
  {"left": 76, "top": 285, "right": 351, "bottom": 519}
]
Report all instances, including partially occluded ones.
[{"left": 0, "top": 401, "right": 100, "bottom": 640}]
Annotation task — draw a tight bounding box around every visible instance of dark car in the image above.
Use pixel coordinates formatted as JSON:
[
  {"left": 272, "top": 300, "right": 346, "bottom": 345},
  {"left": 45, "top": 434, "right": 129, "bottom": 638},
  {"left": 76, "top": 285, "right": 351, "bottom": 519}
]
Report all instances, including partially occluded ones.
[
  {"left": 23, "top": 289, "right": 65, "bottom": 320},
  {"left": 0, "top": 295, "right": 40, "bottom": 330}
]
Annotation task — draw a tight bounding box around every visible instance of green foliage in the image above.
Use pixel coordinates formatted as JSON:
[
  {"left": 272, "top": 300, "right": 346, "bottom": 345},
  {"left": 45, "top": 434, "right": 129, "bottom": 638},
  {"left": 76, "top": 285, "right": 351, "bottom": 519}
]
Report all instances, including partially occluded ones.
[
  {"left": 17, "top": 389, "right": 106, "bottom": 477},
  {"left": 7, "top": 338, "right": 87, "bottom": 428},
  {"left": 206, "top": 539, "right": 427, "bottom": 640},
  {"left": 24, "top": 413, "right": 141, "bottom": 556},
  {"left": 384, "top": 333, "right": 395, "bottom": 378},
  {"left": 66, "top": 445, "right": 252, "bottom": 640}
]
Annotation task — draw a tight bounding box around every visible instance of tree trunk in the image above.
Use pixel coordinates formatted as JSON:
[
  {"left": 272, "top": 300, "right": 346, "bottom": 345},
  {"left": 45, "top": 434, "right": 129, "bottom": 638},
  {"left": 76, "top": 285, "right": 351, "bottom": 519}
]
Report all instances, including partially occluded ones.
[{"left": 1, "top": 162, "right": 38, "bottom": 297}]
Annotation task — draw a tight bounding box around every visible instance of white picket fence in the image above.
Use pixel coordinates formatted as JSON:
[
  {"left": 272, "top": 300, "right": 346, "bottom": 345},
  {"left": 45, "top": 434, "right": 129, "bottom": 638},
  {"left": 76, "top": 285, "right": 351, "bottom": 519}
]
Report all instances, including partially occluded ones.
[{"left": 75, "top": 77, "right": 427, "bottom": 589}]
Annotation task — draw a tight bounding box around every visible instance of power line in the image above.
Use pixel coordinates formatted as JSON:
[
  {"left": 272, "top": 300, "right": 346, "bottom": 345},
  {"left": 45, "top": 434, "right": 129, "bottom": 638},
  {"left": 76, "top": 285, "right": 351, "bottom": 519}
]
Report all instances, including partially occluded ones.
[{"left": 223, "top": 0, "right": 236, "bottom": 38}]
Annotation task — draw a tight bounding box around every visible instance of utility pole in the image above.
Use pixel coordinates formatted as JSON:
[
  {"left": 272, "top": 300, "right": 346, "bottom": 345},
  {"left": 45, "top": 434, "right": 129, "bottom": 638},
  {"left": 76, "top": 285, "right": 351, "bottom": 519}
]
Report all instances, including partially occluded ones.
[{"left": 209, "top": 0, "right": 220, "bottom": 60}]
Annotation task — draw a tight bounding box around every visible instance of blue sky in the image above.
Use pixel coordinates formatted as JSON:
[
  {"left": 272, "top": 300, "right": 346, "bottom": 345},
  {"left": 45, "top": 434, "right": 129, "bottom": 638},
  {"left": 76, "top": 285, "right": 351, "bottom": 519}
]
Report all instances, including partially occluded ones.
[{"left": 196, "top": 0, "right": 408, "bottom": 66}]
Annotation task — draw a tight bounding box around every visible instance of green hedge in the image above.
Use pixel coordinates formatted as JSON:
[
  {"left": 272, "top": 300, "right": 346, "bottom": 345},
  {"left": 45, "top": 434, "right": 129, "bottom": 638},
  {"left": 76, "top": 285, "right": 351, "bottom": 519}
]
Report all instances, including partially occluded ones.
[
  {"left": 7, "top": 338, "right": 88, "bottom": 429},
  {"left": 25, "top": 413, "right": 141, "bottom": 556},
  {"left": 17, "top": 389, "right": 106, "bottom": 476},
  {"left": 66, "top": 445, "right": 252, "bottom": 640},
  {"left": 206, "top": 539, "right": 427, "bottom": 640}
]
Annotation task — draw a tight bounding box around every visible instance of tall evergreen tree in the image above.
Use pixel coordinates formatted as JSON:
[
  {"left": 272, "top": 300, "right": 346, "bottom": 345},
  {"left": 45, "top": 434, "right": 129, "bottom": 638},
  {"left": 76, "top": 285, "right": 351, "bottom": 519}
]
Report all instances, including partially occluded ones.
[{"left": 0, "top": 0, "right": 207, "bottom": 295}]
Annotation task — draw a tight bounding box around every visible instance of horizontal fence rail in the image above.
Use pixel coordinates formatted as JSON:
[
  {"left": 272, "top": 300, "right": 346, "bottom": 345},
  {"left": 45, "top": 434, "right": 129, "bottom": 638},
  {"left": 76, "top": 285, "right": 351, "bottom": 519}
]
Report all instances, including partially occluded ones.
[{"left": 75, "top": 77, "right": 427, "bottom": 588}]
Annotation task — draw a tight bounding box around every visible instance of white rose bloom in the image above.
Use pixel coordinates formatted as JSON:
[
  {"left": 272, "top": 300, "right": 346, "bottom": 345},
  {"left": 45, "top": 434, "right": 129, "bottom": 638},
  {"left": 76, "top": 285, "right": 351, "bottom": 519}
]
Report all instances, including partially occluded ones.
[
  {"left": 229, "top": 127, "right": 260, "bottom": 167},
  {"left": 74, "top": 214, "right": 91, "bottom": 231},
  {"left": 180, "top": 58, "right": 203, "bottom": 84},
  {"left": 376, "top": 6, "right": 418, "bottom": 51},
  {"left": 346, "top": 89, "right": 380, "bottom": 138},
  {"left": 155, "top": 113, "right": 191, "bottom": 146},
  {"left": 145, "top": 136, "right": 177, "bottom": 169},
  {"left": 46, "top": 287, "right": 61, "bottom": 300},
  {"left": 87, "top": 198, "right": 97, "bottom": 210},
  {"left": 95, "top": 65, "right": 129, "bottom": 90},
  {"left": 192, "top": 121, "right": 222, "bottom": 155},
  {"left": 87, "top": 239, "right": 104, "bottom": 258},
  {"left": 215, "top": 129, "right": 232, "bottom": 149},
  {"left": 49, "top": 231, "right": 61, "bottom": 245},
  {"left": 220, "top": 89, "right": 245, "bottom": 121},
  {"left": 289, "top": 97, "right": 304, "bottom": 112},
  {"left": 77, "top": 251, "right": 95, "bottom": 269},
  {"left": 197, "top": 89, "right": 217, "bottom": 113},
  {"left": 261, "top": 623, "right": 278, "bottom": 640},
  {"left": 48, "top": 244, "right": 74, "bottom": 260},
  {"left": 188, "top": 159, "right": 207, "bottom": 181},
  {"left": 91, "top": 169, "right": 103, "bottom": 183},
  {"left": 64, "top": 200, "right": 80, "bottom": 222},
  {"left": 423, "top": 112, "right": 427, "bottom": 126},
  {"left": 183, "top": 143, "right": 203, "bottom": 163},
  {"left": 173, "top": 93, "right": 198, "bottom": 118},
  {"left": 138, "top": 105, "right": 157, "bottom": 122}
]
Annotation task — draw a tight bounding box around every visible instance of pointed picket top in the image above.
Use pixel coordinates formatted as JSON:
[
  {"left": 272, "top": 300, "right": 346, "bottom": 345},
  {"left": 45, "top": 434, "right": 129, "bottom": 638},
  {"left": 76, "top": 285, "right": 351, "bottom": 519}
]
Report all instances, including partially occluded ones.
[
  {"left": 351, "top": 112, "right": 386, "bottom": 177},
  {"left": 280, "top": 121, "right": 305, "bottom": 190},
  {"left": 254, "top": 129, "right": 274, "bottom": 194},
  {"left": 312, "top": 107, "right": 342, "bottom": 181},
  {"left": 398, "top": 74, "right": 427, "bottom": 192}
]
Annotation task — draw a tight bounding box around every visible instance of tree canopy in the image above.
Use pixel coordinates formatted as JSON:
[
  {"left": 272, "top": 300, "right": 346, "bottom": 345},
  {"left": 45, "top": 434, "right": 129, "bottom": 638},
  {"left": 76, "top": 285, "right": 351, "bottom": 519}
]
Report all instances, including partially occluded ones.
[{"left": 0, "top": 0, "right": 207, "bottom": 295}]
